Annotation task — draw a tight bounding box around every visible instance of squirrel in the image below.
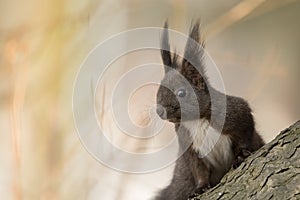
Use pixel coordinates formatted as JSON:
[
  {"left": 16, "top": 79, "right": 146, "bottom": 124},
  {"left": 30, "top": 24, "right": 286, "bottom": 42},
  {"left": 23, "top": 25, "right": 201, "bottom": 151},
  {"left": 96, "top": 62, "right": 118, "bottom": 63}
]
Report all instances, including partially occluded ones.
[{"left": 153, "top": 21, "right": 265, "bottom": 200}]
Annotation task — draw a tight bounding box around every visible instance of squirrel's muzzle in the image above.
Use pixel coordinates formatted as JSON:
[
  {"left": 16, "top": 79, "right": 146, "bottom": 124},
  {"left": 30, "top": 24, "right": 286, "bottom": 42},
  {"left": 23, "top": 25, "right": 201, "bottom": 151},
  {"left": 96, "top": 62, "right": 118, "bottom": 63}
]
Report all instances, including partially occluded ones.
[{"left": 156, "top": 104, "right": 167, "bottom": 120}]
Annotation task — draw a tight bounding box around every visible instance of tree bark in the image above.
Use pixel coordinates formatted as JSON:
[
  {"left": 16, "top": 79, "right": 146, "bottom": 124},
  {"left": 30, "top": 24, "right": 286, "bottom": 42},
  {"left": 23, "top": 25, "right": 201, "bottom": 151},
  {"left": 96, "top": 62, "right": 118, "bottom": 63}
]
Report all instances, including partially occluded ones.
[{"left": 192, "top": 120, "right": 300, "bottom": 200}]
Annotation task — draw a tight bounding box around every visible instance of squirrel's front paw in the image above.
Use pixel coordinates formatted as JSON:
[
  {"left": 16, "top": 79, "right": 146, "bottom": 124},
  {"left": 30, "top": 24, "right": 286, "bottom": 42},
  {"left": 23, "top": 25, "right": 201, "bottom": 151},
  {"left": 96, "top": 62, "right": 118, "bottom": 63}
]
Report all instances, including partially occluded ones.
[
  {"left": 188, "top": 193, "right": 199, "bottom": 200},
  {"left": 232, "top": 149, "right": 251, "bottom": 169},
  {"left": 188, "top": 183, "right": 211, "bottom": 199}
]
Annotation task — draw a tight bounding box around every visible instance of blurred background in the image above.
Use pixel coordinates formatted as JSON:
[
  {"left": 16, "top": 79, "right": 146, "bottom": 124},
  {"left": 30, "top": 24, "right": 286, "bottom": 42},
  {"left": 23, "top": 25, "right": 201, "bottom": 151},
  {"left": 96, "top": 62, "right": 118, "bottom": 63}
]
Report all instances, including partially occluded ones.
[{"left": 1, "top": 0, "right": 300, "bottom": 199}]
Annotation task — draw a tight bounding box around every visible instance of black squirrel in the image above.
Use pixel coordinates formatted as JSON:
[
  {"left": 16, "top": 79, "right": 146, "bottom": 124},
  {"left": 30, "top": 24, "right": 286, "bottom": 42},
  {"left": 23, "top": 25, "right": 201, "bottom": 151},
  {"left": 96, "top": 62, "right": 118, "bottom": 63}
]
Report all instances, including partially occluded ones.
[{"left": 154, "top": 21, "right": 265, "bottom": 200}]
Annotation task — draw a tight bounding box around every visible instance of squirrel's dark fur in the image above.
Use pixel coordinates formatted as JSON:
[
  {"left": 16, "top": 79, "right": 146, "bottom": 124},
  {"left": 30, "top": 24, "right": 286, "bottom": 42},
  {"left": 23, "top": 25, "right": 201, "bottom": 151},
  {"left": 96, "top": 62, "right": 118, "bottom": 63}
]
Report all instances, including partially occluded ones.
[{"left": 154, "top": 21, "right": 265, "bottom": 200}]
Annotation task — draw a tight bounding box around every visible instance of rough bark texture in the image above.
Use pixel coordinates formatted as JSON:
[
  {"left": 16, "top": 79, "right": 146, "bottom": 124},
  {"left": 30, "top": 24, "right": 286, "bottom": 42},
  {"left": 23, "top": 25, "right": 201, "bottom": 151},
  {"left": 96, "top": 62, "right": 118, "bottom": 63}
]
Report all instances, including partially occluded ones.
[{"left": 192, "top": 120, "right": 300, "bottom": 200}]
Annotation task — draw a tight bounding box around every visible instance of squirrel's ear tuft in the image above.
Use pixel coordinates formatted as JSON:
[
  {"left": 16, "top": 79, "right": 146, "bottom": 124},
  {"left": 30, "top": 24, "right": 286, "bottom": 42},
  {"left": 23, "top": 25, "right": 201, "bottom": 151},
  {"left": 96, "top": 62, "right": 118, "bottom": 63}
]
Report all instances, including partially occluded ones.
[
  {"left": 182, "top": 20, "right": 205, "bottom": 72},
  {"left": 181, "top": 20, "right": 207, "bottom": 90},
  {"left": 161, "top": 21, "right": 175, "bottom": 73}
]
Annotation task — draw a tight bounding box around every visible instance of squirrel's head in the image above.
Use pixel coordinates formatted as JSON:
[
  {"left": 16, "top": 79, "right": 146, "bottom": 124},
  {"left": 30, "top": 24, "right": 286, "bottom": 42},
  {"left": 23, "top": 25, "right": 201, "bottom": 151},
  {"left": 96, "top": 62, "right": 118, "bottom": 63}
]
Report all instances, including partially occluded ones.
[{"left": 156, "top": 21, "right": 211, "bottom": 123}]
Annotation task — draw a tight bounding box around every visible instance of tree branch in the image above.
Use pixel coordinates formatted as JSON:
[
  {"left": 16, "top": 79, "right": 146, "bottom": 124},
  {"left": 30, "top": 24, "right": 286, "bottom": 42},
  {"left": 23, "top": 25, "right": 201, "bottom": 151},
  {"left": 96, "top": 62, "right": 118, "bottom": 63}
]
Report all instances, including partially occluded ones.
[{"left": 192, "top": 120, "right": 300, "bottom": 200}]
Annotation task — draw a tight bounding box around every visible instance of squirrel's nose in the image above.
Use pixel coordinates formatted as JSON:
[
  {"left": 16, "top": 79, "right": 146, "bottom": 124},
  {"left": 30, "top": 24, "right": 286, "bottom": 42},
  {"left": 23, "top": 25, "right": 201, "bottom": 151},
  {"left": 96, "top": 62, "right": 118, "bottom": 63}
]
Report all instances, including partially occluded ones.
[{"left": 156, "top": 104, "right": 167, "bottom": 119}]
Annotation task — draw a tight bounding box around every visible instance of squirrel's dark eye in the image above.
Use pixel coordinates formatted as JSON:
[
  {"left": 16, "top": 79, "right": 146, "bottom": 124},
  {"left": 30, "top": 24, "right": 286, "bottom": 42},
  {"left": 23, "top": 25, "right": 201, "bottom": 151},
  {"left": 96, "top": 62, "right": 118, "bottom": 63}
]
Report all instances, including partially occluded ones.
[{"left": 176, "top": 89, "right": 186, "bottom": 97}]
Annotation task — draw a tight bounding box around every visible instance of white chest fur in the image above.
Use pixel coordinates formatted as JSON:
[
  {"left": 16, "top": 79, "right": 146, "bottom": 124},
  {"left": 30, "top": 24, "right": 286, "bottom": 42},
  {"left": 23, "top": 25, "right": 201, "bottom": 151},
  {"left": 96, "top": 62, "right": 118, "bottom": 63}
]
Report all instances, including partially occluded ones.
[{"left": 182, "top": 119, "right": 234, "bottom": 181}]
